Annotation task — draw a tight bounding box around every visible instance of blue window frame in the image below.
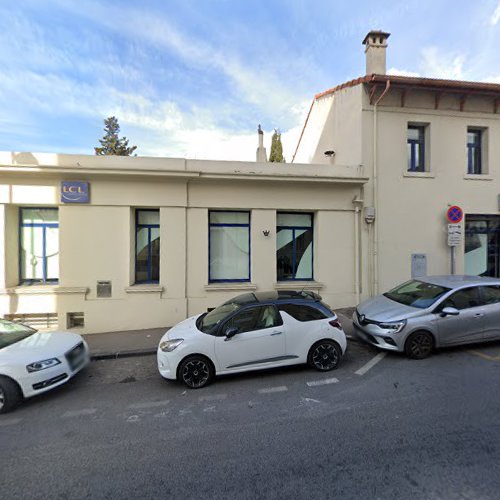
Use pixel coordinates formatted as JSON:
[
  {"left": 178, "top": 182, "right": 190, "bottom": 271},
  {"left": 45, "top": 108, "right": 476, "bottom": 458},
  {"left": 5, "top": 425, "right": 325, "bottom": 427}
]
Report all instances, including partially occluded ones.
[
  {"left": 277, "top": 213, "right": 313, "bottom": 281},
  {"left": 135, "top": 209, "right": 160, "bottom": 283},
  {"left": 209, "top": 211, "right": 250, "bottom": 282},
  {"left": 407, "top": 125, "right": 425, "bottom": 172},
  {"left": 467, "top": 129, "right": 482, "bottom": 174},
  {"left": 19, "top": 208, "right": 59, "bottom": 284}
]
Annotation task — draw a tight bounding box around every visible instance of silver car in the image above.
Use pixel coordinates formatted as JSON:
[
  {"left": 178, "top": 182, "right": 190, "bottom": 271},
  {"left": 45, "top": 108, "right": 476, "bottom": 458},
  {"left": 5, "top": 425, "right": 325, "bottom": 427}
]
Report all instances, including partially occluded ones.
[{"left": 353, "top": 275, "right": 500, "bottom": 359}]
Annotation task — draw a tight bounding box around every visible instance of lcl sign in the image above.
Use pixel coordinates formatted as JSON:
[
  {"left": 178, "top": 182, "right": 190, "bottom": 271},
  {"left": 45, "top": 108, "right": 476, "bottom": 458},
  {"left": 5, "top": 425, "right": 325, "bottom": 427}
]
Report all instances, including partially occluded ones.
[{"left": 61, "top": 181, "right": 90, "bottom": 203}]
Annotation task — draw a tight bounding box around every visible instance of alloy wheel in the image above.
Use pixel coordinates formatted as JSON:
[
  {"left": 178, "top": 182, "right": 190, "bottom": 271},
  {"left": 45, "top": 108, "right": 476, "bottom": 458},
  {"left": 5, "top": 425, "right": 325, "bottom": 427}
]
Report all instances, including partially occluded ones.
[
  {"left": 0, "top": 387, "right": 4, "bottom": 411},
  {"left": 311, "top": 343, "right": 339, "bottom": 371},
  {"left": 181, "top": 359, "right": 210, "bottom": 388},
  {"left": 408, "top": 333, "right": 432, "bottom": 358}
]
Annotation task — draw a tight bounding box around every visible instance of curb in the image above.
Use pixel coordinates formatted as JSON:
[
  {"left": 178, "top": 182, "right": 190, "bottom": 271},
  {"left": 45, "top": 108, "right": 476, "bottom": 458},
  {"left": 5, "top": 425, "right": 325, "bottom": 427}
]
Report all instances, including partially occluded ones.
[{"left": 91, "top": 348, "right": 157, "bottom": 361}]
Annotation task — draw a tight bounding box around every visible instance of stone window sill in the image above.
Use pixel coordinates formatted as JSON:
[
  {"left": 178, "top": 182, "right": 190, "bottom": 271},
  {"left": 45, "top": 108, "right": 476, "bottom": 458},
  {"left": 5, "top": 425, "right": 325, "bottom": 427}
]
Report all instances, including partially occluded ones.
[
  {"left": 463, "top": 174, "right": 493, "bottom": 181},
  {"left": 125, "top": 285, "right": 164, "bottom": 293},
  {"left": 1, "top": 286, "right": 89, "bottom": 295},
  {"left": 205, "top": 283, "right": 257, "bottom": 292},
  {"left": 274, "top": 281, "right": 324, "bottom": 291},
  {"left": 403, "top": 171, "right": 435, "bottom": 179}
]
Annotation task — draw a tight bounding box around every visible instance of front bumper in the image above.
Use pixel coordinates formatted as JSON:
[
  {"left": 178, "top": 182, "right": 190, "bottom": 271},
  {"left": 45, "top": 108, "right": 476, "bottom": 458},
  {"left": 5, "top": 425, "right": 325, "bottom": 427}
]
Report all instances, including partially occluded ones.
[
  {"left": 352, "top": 319, "right": 403, "bottom": 352},
  {"left": 19, "top": 342, "right": 90, "bottom": 398}
]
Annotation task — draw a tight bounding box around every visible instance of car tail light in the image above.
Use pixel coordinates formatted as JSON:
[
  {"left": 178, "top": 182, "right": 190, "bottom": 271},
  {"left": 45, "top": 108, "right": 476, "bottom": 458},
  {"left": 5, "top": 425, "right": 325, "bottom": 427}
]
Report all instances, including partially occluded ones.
[{"left": 329, "top": 318, "right": 342, "bottom": 329}]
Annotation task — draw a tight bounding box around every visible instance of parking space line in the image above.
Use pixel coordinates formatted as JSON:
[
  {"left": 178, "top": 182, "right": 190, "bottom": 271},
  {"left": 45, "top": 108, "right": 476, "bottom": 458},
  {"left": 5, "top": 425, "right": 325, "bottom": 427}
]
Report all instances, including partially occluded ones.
[
  {"left": 198, "top": 394, "right": 227, "bottom": 402},
  {"left": 0, "top": 417, "right": 22, "bottom": 426},
  {"left": 355, "top": 353, "right": 386, "bottom": 376},
  {"left": 128, "top": 400, "right": 170, "bottom": 409},
  {"left": 306, "top": 377, "right": 339, "bottom": 387},
  {"left": 62, "top": 408, "right": 97, "bottom": 418},
  {"left": 468, "top": 350, "right": 500, "bottom": 361},
  {"left": 258, "top": 386, "right": 288, "bottom": 394}
]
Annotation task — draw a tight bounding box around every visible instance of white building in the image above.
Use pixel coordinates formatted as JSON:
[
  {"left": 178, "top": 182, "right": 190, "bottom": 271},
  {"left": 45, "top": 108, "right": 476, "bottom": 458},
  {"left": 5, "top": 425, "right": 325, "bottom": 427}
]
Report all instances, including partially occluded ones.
[{"left": 1, "top": 31, "right": 499, "bottom": 333}]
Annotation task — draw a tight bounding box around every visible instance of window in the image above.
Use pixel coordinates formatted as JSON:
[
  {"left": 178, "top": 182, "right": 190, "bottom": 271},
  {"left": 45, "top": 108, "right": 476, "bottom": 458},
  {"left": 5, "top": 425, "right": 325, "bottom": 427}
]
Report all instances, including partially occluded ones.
[
  {"left": 135, "top": 210, "right": 160, "bottom": 283},
  {"left": 467, "top": 128, "right": 482, "bottom": 174},
  {"left": 20, "top": 208, "right": 59, "bottom": 284},
  {"left": 465, "top": 216, "right": 500, "bottom": 278},
  {"left": 209, "top": 211, "right": 250, "bottom": 282},
  {"left": 277, "top": 213, "right": 313, "bottom": 281},
  {"left": 481, "top": 286, "right": 500, "bottom": 305},
  {"left": 440, "top": 287, "right": 481, "bottom": 310},
  {"left": 278, "top": 303, "right": 326, "bottom": 322},
  {"left": 384, "top": 280, "right": 450, "bottom": 309},
  {"left": 221, "top": 305, "right": 282, "bottom": 335},
  {"left": 407, "top": 125, "right": 425, "bottom": 172}
]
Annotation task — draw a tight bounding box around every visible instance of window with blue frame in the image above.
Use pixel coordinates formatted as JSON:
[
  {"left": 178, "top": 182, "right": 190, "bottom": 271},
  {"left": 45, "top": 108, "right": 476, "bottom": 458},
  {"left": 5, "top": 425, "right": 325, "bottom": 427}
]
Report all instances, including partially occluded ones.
[
  {"left": 135, "top": 210, "right": 160, "bottom": 283},
  {"left": 467, "top": 128, "right": 482, "bottom": 174},
  {"left": 20, "top": 208, "right": 59, "bottom": 284},
  {"left": 407, "top": 125, "right": 426, "bottom": 172},
  {"left": 277, "top": 213, "right": 313, "bottom": 281},
  {"left": 209, "top": 211, "right": 250, "bottom": 282}
]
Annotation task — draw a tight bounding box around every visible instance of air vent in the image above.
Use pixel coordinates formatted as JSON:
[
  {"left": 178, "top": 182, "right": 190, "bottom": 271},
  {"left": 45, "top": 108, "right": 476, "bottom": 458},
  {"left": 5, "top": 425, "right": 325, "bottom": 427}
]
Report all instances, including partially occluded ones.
[
  {"left": 67, "top": 312, "right": 84, "bottom": 329},
  {"left": 4, "top": 313, "right": 58, "bottom": 329},
  {"left": 97, "top": 280, "right": 112, "bottom": 298}
]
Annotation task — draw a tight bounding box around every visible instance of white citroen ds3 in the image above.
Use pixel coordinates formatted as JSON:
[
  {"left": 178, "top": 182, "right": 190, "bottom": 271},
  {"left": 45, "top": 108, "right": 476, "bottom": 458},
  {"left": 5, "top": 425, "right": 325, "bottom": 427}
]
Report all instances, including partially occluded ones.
[
  {"left": 157, "top": 291, "right": 347, "bottom": 388},
  {"left": 0, "top": 319, "right": 90, "bottom": 413}
]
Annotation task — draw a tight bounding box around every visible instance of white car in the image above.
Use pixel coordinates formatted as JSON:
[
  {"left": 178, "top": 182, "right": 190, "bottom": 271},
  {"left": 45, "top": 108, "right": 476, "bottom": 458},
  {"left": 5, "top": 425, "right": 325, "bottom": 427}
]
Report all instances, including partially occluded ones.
[
  {"left": 0, "top": 319, "right": 90, "bottom": 413},
  {"left": 157, "top": 291, "right": 347, "bottom": 388}
]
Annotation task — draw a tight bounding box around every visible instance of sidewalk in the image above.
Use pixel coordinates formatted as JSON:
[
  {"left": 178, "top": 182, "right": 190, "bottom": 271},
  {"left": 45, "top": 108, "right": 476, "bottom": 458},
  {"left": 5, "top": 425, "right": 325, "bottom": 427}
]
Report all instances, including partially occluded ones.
[{"left": 84, "top": 308, "right": 357, "bottom": 360}]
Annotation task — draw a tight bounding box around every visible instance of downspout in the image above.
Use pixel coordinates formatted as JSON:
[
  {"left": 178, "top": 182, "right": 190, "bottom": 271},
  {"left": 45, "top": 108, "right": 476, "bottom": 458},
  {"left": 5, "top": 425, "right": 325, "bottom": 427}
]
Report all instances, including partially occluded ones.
[
  {"left": 372, "top": 79, "right": 390, "bottom": 296},
  {"left": 354, "top": 205, "right": 360, "bottom": 304},
  {"left": 184, "top": 159, "right": 189, "bottom": 317}
]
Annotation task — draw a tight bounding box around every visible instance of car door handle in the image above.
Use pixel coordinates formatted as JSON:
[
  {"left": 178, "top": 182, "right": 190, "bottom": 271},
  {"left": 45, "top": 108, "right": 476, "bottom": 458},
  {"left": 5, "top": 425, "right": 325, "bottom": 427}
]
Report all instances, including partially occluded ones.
[
  {"left": 270, "top": 331, "right": 282, "bottom": 336},
  {"left": 474, "top": 313, "right": 484, "bottom": 318}
]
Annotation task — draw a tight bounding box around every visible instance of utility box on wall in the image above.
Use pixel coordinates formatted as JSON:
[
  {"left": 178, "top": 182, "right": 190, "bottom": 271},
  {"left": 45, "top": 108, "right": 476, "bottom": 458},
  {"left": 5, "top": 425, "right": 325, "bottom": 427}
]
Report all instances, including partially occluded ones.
[
  {"left": 97, "top": 281, "right": 112, "bottom": 298},
  {"left": 411, "top": 254, "right": 427, "bottom": 278}
]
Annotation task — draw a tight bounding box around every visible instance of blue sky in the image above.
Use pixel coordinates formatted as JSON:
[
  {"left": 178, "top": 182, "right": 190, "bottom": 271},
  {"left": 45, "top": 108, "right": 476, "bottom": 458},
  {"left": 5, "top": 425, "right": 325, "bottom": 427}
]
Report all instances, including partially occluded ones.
[{"left": 1, "top": 0, "right": 499, "bottom": 161}]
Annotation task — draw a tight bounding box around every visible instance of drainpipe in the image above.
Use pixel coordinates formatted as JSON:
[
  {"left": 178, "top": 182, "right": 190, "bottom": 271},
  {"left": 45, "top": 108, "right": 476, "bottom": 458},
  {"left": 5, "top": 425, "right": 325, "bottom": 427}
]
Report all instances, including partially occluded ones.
[
  {"left": 372, "top": 79, "right": 390, "bottom": 296},
  {"left": 352, "top": 195, "right": 364, "bottom": 304}
]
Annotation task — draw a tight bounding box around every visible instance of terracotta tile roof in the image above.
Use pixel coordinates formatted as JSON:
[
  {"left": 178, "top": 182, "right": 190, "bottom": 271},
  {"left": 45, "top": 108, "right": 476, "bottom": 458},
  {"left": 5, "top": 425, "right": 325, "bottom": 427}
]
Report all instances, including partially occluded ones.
[{"left": 315, "top": 74, "right": 500, "bottom": 100}]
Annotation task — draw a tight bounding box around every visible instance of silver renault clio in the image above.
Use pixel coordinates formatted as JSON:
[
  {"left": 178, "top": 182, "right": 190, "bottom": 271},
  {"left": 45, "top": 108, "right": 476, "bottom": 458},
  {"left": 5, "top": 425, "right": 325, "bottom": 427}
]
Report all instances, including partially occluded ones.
[{"left": 353, "top": 275, "right": 500, "bottom": 359}]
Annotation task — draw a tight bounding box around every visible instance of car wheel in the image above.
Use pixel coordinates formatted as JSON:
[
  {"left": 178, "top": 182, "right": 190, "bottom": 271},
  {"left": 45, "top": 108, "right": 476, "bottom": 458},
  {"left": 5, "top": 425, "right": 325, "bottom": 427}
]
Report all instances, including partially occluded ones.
[
  {"left": 405, "top": 331, "right": 433, "bottom": 360},
  {"left": 308, "top": 340, "right": 341, "bottom": 371},
  {"left": 178, "top": 356, "right": 214, "bottom": 389},
  {"left": 0, "top": 376, "right": 22, "bottom": 414}
]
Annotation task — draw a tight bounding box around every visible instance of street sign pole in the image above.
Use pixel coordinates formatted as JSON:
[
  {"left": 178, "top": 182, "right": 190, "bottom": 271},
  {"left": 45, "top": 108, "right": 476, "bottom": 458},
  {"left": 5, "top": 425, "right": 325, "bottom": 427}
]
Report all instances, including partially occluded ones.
[{"left": 450, "top": 246, "right": 456, "bottom": 275}]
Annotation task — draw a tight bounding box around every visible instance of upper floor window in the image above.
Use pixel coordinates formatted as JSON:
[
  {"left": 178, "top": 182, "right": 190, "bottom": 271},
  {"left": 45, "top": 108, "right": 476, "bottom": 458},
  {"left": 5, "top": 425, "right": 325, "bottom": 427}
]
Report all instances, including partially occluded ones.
[
  {"left": 467, "top": 128, "right": 482, "bottom": 174},
  {"left": 277, "top": 213, "right": 313, "bottom": 281},
  {"left": 20, "top": 208, "right": 59, "bottom": 284},
  {"left": 209, "top": 211, "right": 250, "bottom": 282},
  {"left": 407, "top": 125, "right": 426, "bottom": 172},
  {"left": 135, "top": 210, "right": 160, "bottom": 283}
]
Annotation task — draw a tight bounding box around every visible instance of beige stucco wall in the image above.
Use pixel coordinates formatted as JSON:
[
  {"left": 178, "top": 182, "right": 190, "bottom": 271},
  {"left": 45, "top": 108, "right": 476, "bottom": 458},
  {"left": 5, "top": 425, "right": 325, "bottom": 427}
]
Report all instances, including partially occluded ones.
[{"left": 0, "top": 154, "right": 367, "bottom": 333}]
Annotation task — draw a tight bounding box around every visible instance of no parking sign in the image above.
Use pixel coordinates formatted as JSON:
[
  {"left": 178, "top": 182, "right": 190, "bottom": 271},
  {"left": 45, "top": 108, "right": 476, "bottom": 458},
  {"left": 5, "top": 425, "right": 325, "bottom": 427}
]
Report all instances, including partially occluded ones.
[{"left": 446, "top": 205, "right": 463, "bottom": 224}]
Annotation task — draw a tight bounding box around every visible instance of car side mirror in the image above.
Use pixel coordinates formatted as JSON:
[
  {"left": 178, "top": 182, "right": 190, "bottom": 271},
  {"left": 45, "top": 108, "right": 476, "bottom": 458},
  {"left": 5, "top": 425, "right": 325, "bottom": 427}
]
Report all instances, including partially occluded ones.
[
  {"left": 440, "top": 307, "right": 460, "bottom": 317},
  {"left": 224, "top": 326, "right": 239, "bottom": 340}
]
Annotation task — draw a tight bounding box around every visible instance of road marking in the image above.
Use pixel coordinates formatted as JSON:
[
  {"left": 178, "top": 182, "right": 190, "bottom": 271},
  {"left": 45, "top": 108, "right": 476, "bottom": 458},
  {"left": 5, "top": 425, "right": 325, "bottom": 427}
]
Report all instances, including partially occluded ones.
[
  {"left": 355, "top": 353, "right": 387, "bottom": 376},
  {"left": 468, "top": 350, "right": 500, "bottom": 361},
  {"left": 301, "top": 397, "right": 321, "bottom": 404},
  {"left": 203, "top": 405, "right": 217, "bottom": 412},
  {"left": 128, "top": 400, "right": 170, "bottom": 409},
  {"left": 306, "top": 377, "right": 339, "bottom": 387},
  {"left": 62, "top": 408, "right": 97, "bottom": 418},
  {"left": 198, "top": 394, "right": 227, "bottom": 402},
  {"left": 258, "top": 386, "right": 288, "bottom": 394},
  {"left": 0, "top": 417, "right": 22, "bottom": 426}
]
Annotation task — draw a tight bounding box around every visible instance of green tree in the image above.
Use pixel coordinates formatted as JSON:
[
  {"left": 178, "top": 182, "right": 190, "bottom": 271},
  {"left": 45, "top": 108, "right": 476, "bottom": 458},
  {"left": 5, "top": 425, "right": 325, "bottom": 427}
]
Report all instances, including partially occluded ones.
[
  {"left": 269, "top": 129, "right": 285, "bottom": 163},
  {"left": 94, "top": 116, "right": 137, "bottom": 156}
]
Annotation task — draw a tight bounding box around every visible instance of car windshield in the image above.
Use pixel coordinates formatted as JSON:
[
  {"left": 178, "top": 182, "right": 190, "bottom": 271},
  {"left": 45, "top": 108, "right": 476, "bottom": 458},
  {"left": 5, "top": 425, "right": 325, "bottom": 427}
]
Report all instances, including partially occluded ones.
[
  {"left": 0, "top": 319, "right": 37, "bottom": 349},
  {"left": 197, "top": 302, "right": 242, "bottom": 333},
  {"left": 383, "top": 280, "right": 451, "bottom": 309}
]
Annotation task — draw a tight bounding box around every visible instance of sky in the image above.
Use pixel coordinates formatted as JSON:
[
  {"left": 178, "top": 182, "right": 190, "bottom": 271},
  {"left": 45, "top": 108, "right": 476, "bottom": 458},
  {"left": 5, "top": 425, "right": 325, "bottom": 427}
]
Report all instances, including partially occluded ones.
[{"left": 1, "top": 0, "right": 499, "bottom": 161}]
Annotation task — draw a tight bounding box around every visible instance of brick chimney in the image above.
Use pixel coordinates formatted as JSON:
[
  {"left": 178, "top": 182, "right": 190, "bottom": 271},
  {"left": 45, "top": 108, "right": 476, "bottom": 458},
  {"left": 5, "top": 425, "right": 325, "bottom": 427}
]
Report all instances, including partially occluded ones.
[{"left": 362, "top": 30, "right": 390, "bottom": 75}]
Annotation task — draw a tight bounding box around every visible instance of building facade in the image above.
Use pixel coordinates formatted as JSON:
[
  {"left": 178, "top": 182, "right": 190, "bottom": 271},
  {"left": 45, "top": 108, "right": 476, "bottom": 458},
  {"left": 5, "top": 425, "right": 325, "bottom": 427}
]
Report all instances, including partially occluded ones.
[{"left": 0, "top": 154, "right": 367, "bottom": 333}]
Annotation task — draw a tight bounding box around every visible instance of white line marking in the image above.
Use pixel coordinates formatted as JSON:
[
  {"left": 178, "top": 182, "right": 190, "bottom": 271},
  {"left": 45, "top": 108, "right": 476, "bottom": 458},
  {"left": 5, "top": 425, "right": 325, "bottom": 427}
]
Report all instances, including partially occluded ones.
[
  {"left": 62, "top": 408, "right": 97, "bottom": 418},
  {"left": 306, "top": 377, "right": 339, "bottom": 387},
  {"left": 128, "top": 400, "right": 170, "bottom": 409},
  {"left": 355, "top": 353, "right": 387, "bottom": 376},
  {"left": 0, "top": 417, "right": 22, "bottom": 426},
  {"left": 258, "top": 386, "right": 288, "bottom": 394},
  {"left": 198, "top": 394, "right": 227, "bottom": 402}
]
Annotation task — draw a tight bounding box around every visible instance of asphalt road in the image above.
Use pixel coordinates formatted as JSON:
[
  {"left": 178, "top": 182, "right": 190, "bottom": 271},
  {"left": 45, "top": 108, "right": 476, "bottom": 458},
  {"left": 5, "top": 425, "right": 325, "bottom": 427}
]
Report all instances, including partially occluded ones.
[{"left": 2, "top": 339, "right": 500, "bottom": 499}]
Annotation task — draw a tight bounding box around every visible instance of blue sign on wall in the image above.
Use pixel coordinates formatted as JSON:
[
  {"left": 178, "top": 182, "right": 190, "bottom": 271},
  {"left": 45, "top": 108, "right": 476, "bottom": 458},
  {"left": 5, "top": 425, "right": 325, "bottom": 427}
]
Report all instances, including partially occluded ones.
[{"left": 61, "top": 181, "right": 90, "bottom": 203}]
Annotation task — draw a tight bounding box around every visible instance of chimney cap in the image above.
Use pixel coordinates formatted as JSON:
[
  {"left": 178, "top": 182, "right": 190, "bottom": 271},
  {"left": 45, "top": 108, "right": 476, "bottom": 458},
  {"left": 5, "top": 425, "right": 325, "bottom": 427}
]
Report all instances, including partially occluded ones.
[{"left": 362, "top": 30, "right": 391, "bottom": 45}]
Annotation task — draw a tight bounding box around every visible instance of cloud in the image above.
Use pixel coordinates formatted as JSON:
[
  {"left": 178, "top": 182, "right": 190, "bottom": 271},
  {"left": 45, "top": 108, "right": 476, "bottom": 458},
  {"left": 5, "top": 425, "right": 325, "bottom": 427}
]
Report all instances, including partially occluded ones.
[
  {"left": 419, "top": 47, "right": 465, "bottom": 79},
  {"left": 491, "top": 3, "right": 500, "bottom": 25},
  {"left": 387, "top": 68, "right": 421, "bottom": 77}
]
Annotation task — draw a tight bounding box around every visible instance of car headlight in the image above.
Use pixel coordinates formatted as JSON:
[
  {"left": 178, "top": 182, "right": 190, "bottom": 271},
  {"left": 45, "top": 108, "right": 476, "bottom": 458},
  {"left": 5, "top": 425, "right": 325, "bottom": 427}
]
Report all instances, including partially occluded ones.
[
  {"left": 377, "top": 320, "right": 407, "bottom": 333},
  {"left": 159, "top": 339, "right": 184, "bottom": 352},
  {"left": 26, "top": 358, "right": 61, "bottom": 373}
]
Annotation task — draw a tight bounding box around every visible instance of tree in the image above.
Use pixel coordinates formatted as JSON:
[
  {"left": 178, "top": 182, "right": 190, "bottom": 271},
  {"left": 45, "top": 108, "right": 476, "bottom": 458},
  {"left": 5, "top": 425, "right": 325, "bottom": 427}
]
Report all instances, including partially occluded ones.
[
  {"left": 94, "top": 116, "right": 137, "bottom": 156},
  {"left": 269, "top": 129, "right": 285, "bottom": 163}
]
